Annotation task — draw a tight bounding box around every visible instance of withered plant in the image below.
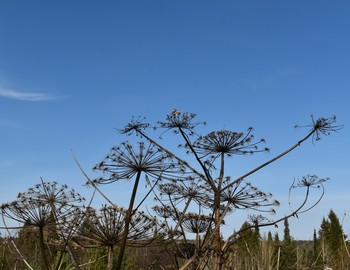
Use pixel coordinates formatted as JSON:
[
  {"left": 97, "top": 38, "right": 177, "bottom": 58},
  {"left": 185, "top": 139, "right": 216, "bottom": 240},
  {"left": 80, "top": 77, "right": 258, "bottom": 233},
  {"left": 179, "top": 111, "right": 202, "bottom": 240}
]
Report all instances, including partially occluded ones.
[
  {"left": 92, "top": 141, "right": 183, "bottom": 269},
  {"left": 74, "top": 205, "right": 156, "bottom": 270},
  {"left": 0, "top": 179, "right": 85, "bottom": 270},
  {"left": 91, "top": 110, "right": 341, "bottom": 270}
]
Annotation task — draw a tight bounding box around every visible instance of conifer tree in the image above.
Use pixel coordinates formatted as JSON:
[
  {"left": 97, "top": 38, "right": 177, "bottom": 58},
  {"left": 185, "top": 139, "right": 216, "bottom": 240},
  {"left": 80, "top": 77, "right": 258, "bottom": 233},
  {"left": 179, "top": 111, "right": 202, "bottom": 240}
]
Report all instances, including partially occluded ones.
[
  {"left": 273, "top": 233, "right": 281, "bottom": 269},
  {"left": 264, "top": 231, "right": 276, "bottom": 269},
  {"left": 319, "top": 217, "right": 331, "bottom": 267},
  {"left": 280, "top": 218, "right": 297, "bottom": 269},
  {"left": 236, "top": 221, "right": 261, "bottom": 269},
  {"left": 283, "top": 218, "right": 292, "bottom": 244},
  {"left": 267, "top": 231, "right": 273, "bottom": 242},
  {"left": 312, "top": 228, "right": 322, "bottom": 268},
  {"left": 328, "top": 210, "right": 344, "bottom": 256},
  {"left": 318, "top": 209, "right": 349, "bottom": 269}
]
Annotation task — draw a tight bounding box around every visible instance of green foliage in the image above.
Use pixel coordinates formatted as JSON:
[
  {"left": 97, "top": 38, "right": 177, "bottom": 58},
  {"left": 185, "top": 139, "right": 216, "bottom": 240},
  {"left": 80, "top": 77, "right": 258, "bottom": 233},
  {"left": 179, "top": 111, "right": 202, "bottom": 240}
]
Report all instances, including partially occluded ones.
[
  {"left": 328, "top": 209, "right": 344, "bottom": 253},
  {"left": 283, "top": 218, "right": 292, "bottom": 244},
  {"left": 121, "top": 251, "right": 137, "bottom": 270},
  {"left": 0, "top": 238, "right": 14, "bottom": 270},
  {"left": 312, "top": 228, "right": 323, "bottom": 268},
  {"left": 318, "top": 209, "right": 349, "bottom": 269},
  {"left": 235, "top": 222, "right": 261, "bottom": 269},
  {"left": 279, "top": 218, "right": 297, "bottom": 270}
]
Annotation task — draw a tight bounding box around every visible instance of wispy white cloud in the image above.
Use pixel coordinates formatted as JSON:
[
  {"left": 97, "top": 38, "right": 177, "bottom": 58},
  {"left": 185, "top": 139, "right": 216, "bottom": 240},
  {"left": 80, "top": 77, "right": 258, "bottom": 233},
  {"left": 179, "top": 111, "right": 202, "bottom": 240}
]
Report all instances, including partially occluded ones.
[{"left": 0, "top": 87, "right": 58, "bottom": 101}]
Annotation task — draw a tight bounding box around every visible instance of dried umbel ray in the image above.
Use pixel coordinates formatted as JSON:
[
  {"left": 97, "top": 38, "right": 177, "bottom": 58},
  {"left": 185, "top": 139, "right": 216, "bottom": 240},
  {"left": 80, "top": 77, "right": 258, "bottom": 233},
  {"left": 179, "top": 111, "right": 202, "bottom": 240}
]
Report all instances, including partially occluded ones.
[
  {"left": 182, "top": 213, "right": 213, "bottom": 234},
  {"left": 0, "top": 180, "right": 85, "bottom": 270},
  {"left": 1, "top": 181, "right": 85, "bottom": 229},
  {"left": 92, "top": 141, "right": 185, "bottom": 184},
  {"left": 94, "top": 110, "right": 341, "bottom": 270},
  {"left": 295, "top": 115, "right": 342, "bottom": 142},
  {"left": 74, "top": 205, "right": 157, "bottom": 248},
  {"left": 220, "top": 177, "right": 280, "bottom": 214},
  {"left": 191, "top": 129, "right": 269, "bottom": 159}
]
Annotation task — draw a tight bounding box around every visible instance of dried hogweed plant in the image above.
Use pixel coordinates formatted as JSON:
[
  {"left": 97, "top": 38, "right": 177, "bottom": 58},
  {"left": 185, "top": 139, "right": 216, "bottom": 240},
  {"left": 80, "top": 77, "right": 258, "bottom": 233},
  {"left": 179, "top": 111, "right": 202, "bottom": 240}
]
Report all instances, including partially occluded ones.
[
  {"left": 90, "top": 110, "right": 341, "bottom": 270},
  {"left": 92, "top": 140, "right": 184, "bottom": 269},
  {"left": 74, "top": 205, "right": 157, "bottom": 270},
  {"left": 0, "top": 180, "right": 85, "bottom": 270}
]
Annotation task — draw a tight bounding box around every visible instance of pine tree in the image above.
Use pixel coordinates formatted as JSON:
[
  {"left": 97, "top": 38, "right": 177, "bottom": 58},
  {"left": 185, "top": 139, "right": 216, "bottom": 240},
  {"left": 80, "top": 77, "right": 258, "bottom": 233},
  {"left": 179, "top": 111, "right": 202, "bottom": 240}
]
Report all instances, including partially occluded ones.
[
  {"left": 319, "top": 217, "right": 331, "bottom": 267},
  {"left": 312, "top": 228, "right": 323, "bottom": 268},
  {"left": 327, "top": 210, "right": 347, "bottom": 269},
  {"left": 236, "top": 221, "right": 261, "bottom": 269},
  {"left": 280, "top": 218, "right": 297, "bottom": 270},
  {"left": 265, "top": 231, "right": 276, "bottom": 269},
  {"left": 328, "top": 210, "right": 343, "bottom": 254},
  {"left": 267, "top": 231, "right": 273, "bottom": 242},
  {"left": 283, "top": 218, "right": 292, "bottom": 244},
  {"left": 273, "top": 232, "right": 281, "bottom": 269},
  {"left": 317, "top": 210, "right": 350, "bottom": 269}
]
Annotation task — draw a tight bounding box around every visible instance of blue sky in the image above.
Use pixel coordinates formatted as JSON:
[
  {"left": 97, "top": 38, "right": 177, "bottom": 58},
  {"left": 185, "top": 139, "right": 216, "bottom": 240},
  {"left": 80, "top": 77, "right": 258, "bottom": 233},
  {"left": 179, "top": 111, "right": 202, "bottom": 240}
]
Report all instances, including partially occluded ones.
[{"left": 0, "top": 1, "right": 349, "bottom": 239}]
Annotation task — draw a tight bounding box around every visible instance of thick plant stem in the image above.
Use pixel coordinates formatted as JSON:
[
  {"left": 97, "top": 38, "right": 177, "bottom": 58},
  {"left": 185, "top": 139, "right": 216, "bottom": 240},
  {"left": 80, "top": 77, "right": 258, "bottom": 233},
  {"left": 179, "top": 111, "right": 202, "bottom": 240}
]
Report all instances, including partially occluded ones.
[
  {"left": 107, "top": 245, "right": 114, "bottom": 270},
  {"left": 65, "top": 246, "right": 80, "bottom": 270},
  {"left": 215, "top": 154, "right": 225, "bottom": 270},
  {"left": 214, "top": 199, "right": 222, "bottom": 270},
  {"left": 115, "top": 171, "right": 142, "bottom": 270},
  {"left": 39, "top": 226, "right": 51, "bottom": 270},
  {"left": 222, "top": 130, "right": 315, "bottom": 192}
]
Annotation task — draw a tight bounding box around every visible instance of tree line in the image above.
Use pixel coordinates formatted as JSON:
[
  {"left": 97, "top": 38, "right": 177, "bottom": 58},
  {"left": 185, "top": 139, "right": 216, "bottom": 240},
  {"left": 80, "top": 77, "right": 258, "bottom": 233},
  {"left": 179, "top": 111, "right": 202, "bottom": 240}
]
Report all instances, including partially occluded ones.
[
  {"left": 231, "top": 209, "right": 349, "bottom": 270},
  {"left": 0, "top": 209, "right": 348, "bottom": 269}
]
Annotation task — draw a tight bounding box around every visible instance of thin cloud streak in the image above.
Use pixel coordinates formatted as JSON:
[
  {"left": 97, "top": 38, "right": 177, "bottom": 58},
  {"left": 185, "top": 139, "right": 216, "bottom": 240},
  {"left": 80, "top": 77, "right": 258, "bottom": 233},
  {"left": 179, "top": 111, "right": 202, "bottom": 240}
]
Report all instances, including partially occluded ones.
[{"left": 0, "top": 87, "right": 58, "bottom": 101}]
